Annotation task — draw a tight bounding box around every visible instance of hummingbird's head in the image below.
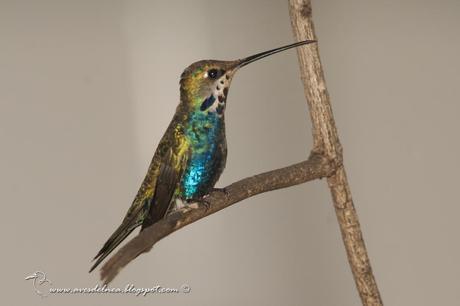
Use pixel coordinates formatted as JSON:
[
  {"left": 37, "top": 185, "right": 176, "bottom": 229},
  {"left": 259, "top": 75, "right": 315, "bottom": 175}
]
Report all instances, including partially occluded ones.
[
  {"left": 179, "top": 40, "right": 316, "bottom": 117},
  {"left": 180, "top": 60, "right": 238, "bottom": 116}
]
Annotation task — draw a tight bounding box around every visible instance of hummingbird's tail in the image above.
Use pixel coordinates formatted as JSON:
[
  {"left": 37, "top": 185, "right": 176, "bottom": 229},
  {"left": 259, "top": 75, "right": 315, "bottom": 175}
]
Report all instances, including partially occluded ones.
[{"left": 89, "top": 220, "right": 140, "bottom": 273}]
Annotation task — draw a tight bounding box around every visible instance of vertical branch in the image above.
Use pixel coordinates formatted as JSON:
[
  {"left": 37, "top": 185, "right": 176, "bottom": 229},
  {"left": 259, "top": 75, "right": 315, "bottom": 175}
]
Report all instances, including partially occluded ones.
[{"left": 288, "top": 1, "right": 383, "bottom": 305}]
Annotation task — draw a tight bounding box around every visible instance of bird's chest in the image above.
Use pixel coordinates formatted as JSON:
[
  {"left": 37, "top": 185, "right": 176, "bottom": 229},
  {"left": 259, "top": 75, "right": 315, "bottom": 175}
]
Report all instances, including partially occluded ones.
[{"left": 180, "top": 115, "right": 226, "bottom": 199}]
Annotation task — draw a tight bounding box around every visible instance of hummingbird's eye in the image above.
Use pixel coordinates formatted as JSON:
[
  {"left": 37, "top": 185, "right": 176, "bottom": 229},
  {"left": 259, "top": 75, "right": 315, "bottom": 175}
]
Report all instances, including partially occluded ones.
[{"left": 207, "top": 69, "right": 219, "bottom": 79}]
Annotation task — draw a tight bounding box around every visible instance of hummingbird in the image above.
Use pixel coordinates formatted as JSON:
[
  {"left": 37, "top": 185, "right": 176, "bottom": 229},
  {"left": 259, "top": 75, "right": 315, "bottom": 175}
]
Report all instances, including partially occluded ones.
[{"left": 90, "top": 40, "right": 316, "bottom": 272}]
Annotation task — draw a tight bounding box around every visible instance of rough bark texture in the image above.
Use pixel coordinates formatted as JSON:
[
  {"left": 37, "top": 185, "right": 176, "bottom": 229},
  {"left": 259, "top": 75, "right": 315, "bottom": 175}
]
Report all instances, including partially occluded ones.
[
  {"left": 288, "top": 0, "right": 383, "bottom": 305},
  {"left": 100, "top": 152, "right": 336, "bottom": 283}
]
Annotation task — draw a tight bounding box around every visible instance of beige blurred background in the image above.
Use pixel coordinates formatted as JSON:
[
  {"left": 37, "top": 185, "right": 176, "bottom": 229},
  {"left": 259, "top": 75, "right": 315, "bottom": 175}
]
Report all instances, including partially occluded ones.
[{"left": 1, "top": 0, "right": 459, "bottom": 305}]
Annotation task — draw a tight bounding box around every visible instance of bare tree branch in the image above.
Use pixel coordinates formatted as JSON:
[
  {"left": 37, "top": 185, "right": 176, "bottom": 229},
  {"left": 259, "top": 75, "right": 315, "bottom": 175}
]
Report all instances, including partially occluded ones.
[
  {"left": 98, "top": 3, "right": 383, "bottom": 305},
  {"left": 288, "top": 0, "right": 383, "bottom": 305},
  {"left": 100, "top": 152, "right": 336, "bottom": 283}
]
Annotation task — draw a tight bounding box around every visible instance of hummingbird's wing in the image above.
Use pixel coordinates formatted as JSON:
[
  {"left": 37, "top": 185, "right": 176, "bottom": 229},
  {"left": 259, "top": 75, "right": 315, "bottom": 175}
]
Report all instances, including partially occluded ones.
[
  {"left": 140, "top": 146, "right": 188, "bottom": 229},
  {"left": 90, "top": 136, "right": 189, "bottom": 273}
]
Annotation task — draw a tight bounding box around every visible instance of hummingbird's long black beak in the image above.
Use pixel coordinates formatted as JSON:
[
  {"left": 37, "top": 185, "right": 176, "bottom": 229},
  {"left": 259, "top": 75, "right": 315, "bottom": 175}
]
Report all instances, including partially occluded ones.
[{"left": 236, "top": 39, "right": 316, "bottom": 69}]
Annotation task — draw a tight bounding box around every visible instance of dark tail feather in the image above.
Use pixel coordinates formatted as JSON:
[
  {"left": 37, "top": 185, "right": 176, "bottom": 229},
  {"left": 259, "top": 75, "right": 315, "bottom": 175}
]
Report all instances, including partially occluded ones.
[{"left": 89, "top": 222, "right": 139, "bottom": 273}]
